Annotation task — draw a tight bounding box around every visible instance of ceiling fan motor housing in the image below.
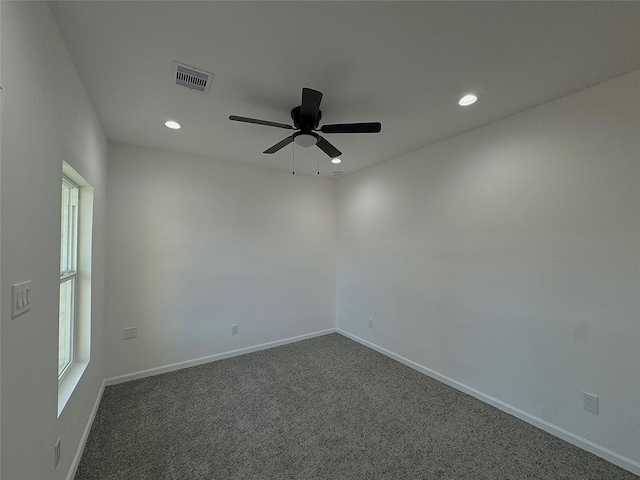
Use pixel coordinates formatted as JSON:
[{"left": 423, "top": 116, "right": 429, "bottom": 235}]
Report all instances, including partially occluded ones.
[{"left": 291, "top": 106, "right": 321, "bottom": 132}]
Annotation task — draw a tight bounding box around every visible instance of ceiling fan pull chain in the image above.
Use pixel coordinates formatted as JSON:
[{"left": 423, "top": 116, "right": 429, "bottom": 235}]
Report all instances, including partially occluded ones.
[
  {"left": 317, "top": 148, "right": 320, "bottom": 175},
  {"left": 292, "top": 142, "right": 295, "bottom": 175}
]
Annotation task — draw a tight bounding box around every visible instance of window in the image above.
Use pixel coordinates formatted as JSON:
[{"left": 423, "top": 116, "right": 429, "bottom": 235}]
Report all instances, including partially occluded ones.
[
  {"left": 59, "top": 178, "right": 79, "bottom": 377},
  {"left": 58, "top": 162, "right": 93, "bottom": 415}
]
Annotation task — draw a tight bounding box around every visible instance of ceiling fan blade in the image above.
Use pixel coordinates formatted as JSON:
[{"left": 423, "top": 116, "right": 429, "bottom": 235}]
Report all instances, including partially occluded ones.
[
  {"left": 229, "top": 115, "right": 294, "bottom": 130},
  {"left": 316, "top": 136, "right": 342, "bottom": 159},
  {"left": 263, "top": 135, "right": 295, "bottom": 154},
  {"left": 320, "top": 122, "right": 382, "bottom": 134},
  {"left": 300, "top": 88, "right": 323, "bottom": 123}
]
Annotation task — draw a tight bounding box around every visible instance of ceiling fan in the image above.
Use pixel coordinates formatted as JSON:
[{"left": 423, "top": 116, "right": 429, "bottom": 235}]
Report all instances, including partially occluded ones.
[{"left": 229, "top": 88, "right": 381, "bottom": 159}]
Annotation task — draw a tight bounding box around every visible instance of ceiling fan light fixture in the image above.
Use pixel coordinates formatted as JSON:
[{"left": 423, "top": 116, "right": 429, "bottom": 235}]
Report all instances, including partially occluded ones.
[
  {"left": 457, "top": 93, "right": 480, "bottom": 107},
  {"left": 164, "top": 120, "right": 182, "bottom": 129},
  {"left": 331, "top": 157, "right": 342, "bottom": 164},
  {"left": 293, "top": 132, "right": 318, "bottom": 147}
]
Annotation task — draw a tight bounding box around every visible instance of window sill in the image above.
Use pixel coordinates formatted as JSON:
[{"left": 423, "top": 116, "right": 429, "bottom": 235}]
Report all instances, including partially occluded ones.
[{"left": 58, "top": 360, "right": 89, "bottom": 417}]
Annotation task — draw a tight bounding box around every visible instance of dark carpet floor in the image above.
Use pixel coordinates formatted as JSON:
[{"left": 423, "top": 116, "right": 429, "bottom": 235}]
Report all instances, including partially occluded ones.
[{"left": 75, "top": 333, "right": 637, "bottom": 479}]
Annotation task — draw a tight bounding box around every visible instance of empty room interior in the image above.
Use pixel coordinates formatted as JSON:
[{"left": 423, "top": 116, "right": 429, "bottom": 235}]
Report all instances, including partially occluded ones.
[{"left": 1, "top": 1, "right": 639, "bottom": 479}]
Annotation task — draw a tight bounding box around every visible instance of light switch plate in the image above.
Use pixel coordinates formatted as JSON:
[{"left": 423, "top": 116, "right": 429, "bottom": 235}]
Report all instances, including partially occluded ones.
[{"left": 12, "top": 281, "right": 32, "bottom": 318}]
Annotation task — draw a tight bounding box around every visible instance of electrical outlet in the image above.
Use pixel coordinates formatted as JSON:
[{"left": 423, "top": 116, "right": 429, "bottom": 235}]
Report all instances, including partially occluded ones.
[
  {"left": 123, "top": 327, "right": 138, "bottom": 340},
  {"left": 54, "top": 437, "right": 61, "bottom": 469},
  {"left": 583, "top": 392, "right": 599, "bottom": 414},
  {"left": 368, "top": 318, "right": 373, "bottom": 329},
  {"left": 231, "top": 324, "right": 238, "bottom": 335}
]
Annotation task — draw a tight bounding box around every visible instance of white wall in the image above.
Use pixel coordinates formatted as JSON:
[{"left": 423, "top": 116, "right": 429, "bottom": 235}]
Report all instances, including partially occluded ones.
[
  {"left": 105, "top": 143, "right": 336, "bottom": 378},
  {"left": 0, "top": 3, "right": 108, "bottom": 479},
  {"left": 336, "top": 72, "right": 640, "bottom": 471}
]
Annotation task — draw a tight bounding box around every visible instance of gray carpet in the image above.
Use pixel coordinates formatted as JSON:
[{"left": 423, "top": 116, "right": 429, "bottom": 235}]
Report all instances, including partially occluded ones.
[{"left": 75, "top": 333, "right": 637, "bottom": 479}]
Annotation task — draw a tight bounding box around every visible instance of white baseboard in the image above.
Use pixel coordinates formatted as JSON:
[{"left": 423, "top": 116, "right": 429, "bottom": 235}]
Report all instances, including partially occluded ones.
[
  {"left": 337, "top": 328, "right": 640, "bottom": 476},
  {"left": 105, "top": 328, "right": 337, "bottom": 386},
  {"left": 67, "top": 378, "right": 106, "bottom": 480}
]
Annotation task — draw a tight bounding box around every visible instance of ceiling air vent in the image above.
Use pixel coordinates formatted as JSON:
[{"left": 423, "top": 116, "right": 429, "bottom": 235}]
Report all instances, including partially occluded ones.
[{"left": 173, "top": 61, "right": 213, "bottom": 94}]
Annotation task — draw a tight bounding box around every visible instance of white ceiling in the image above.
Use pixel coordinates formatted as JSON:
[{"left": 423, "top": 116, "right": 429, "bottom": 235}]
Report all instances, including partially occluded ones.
[{"left": 50, "top": 1, "right": 639, "bottom": 177}]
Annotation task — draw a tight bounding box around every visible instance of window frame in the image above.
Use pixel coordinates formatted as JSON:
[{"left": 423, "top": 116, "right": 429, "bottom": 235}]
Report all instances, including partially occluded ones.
[
  {"left": 58, "top": 162, "right": 93, "bottom": 417},
  {"left": 59, "top": 176, "right": 80, "bottom": 380}
]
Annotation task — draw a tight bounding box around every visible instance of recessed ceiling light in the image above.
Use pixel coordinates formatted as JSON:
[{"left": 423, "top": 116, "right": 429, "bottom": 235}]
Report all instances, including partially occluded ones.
[
  {"left": 164, "top": 120, "right": 182, "bottom": 129},
  {"left": 331, "top": 158, "right": 342, "bottom": 164},
  {"left": 457, "top": 93, "right": 480, "bottom": 107}
]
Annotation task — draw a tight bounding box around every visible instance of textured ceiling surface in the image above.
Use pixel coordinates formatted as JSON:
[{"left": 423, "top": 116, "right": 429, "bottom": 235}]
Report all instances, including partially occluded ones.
[{"left": 50, "top": 1, "right": 640, "bottom": 177}]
